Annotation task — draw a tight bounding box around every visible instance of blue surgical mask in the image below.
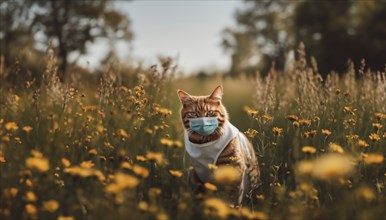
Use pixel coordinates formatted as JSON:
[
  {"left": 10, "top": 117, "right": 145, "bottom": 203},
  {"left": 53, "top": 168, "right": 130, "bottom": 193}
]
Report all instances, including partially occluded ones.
[{"left": 189, "top": 117, "right": 219, "bottom": 136}]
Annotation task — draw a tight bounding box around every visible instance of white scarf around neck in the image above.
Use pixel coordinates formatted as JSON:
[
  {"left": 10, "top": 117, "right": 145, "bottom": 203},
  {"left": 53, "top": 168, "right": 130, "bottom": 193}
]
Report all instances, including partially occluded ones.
[{"left": 184, "top": 122, "right": 251, "bottom": 183}]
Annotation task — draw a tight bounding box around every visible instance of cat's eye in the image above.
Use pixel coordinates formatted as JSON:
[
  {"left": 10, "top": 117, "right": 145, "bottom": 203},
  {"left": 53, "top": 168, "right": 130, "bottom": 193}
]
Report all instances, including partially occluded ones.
[
  {"left": 206, "top": 110, "right": 216, "bottom": 117},
  {"left": 187, "top": 112, "right": 198, "bottom": 118}
]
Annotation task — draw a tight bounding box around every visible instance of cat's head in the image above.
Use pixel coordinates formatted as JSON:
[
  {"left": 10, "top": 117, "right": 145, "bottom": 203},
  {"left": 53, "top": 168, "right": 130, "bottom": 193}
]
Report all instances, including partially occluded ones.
[{"left": 177, "top": 85, "right": 229, "bottom": 144}]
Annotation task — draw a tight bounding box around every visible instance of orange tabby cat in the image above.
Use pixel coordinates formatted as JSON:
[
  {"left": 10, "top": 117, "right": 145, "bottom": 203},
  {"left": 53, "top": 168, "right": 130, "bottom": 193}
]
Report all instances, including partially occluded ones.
[{"left": 177, "top": 85, "right": 260, "bottom": 207}]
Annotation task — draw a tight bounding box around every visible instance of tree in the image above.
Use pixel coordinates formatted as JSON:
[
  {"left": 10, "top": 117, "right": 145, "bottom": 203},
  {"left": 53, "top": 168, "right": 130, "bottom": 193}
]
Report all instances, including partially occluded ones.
[
  {"left": 222, "top": 0, "right": 295, "bottom": 76},
  {"left": 30, "top": 0, "right": 133, "bottom": 81},
  {"left": 0, "top": 0, "right": 35, "bottom": 67},
  {"left": 223, "top": 0, "right": 386, "bottom": 77},
  {"left": 1, "top": 0, "right": 133, "bottom": 82},
  {"left": 294, "top": 0, "right": 386, "bottom": 74}
]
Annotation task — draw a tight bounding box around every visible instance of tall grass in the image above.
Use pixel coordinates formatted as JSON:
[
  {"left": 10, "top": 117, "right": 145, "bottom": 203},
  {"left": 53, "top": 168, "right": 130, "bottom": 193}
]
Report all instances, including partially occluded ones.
[{"left": 0, "top": 45, "right": 385, "bottom": 220}]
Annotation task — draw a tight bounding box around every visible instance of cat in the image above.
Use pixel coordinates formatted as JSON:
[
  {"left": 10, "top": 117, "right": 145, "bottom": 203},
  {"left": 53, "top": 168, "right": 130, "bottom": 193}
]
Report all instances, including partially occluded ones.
[{"left": 177, "top": 85, "right": 260, "bottom": 207}]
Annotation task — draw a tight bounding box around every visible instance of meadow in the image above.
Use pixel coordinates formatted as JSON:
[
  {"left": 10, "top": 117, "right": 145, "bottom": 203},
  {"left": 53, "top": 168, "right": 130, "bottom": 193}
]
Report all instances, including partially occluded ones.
[{"left": 0, "top": 46, "right": 385, "bottom": 220}]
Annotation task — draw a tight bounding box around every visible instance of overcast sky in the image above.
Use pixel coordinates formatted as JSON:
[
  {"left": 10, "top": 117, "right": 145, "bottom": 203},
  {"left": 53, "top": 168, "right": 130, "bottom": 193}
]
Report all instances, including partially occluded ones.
[{"left": 78, "top": 1, "right": 242, "bottom": 74}]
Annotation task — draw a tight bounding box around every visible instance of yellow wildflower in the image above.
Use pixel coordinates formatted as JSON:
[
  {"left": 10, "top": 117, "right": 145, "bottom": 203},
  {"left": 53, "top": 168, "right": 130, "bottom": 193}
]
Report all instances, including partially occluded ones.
[
  {"left": 328, "top": 143, "right": 345, "bottom": 154},
  {"left": 362, "top": 153, "right": 384, "bottom": 165},
  {"left": 64, "top": 166, "right": 105, "bottom": 182},
  {"left": 374, "top": 112, "right": 386, "bottom": 120},
  {"left": 61, "top": 158, "right": 71, "bottom": 167},
  {"left": 244, "top": 106, "right": 259, "bottom": 118},
  {"left": 355, "top": 186, "right": 375, "bottom": 202},
  {"left": 213, "top": 165, "right": 240, "bottom": 184},
  {"left": 160, "top": 138, "right": 183, "bottom": 148},
  {"left": 296, "top": 164, "right": 312, "bottom": 177},
  {"left": 321, "top": 129, "right": 332, "bottom": 136},
  {"left": 24, "top": 191, "right": 37, "bottom": 202},
  {"left": 104, "top": 142, "right": 114, "bottom": 149},
  {"left": 136, "top": 155, "right": 147, "bottom": 162},
  {"left": 80, "top": 160, "right": 94, "bottom": 168},
  {"left": 169, "top": 170, "right": 183, "bottom": 178},
  {"left": 160, "top": 138, "right": 173, "bottom": 147},
  {"left": 346, "top": 134, "right": 359, "bottom": 140},
  {"left": 301, "top": 146, "right": 317, "bottom": 154},
  {"left": 3, "top": 188, "right": 18, "bottom": 198},
  {"left": 256, "top": 194, "right": 265, "bottom": 200},
  {"left": 26, "top": 157, "right": 50, "bottom": 173},
  {"left": 372, "top": 123, "right": 382, "bottom": 130},
  {"left": 262, "top": 114, "right": 273, "bottom": 122},
  {"left": 137, "top": 201, "right": 149, "bottom": 211},
  {"left": 357, "top": 140, "right": 369, "bottom": 148},
  {"left": 369, "top": 133, "right": 381, "bottom": 142},
  {"left": 0, "top": 155, "right": 5, "bottom": 163},
  {"left": 272, "top": 127, "right": 283, "bottom": 136},
  {"left": 203, "top": 198, "right": 230, "bottom": 219},
  {"left": 153, "top": 104, "right": 172, "bottom": 117},
  {"left": 14, "top": 137, "right": 21, "bottom": 144},
  {"left": 43, "top": 200, "right": 59, "bottom": 213},
  {"left": 297, "top": 154, "right": 355, "bottom": 181},
  {"left": 25, "top": 204, "right": 37, "bottom": 216},
  {"left": 96, "top": 124, "right": 105, "bottom": 133},
  {"left": 120, "top": 161, "right": 132, "bottom": 170},
  {"left": 312, "top": 154, "right": 355, "bottom": 181},
  {"left": 299, "top": 182, "right": 319, "bottom": 200},
  {"left": 174, "top": 140, "right": 183, "bottom": 148},
  {"left": 244, "top": 128, "right": 258, "bottom": 138},
  {"left": 204, "top": 182, "right": 217, "bottom": 191},
  {"left": 117, "top": 129, "right": 129, "bottom": 138},
  {"left": 148, "top": 187, "right": 162, "bottom": 197},
  {"left": 22, "top": 126, "right": 33, "bottom": 133},
  {"left": 105, "top": 172, "right": 139, "bottom": 194},
  {"left": 25, "top": 179, "right": 33, "bottom": 187},
  {"left": 298, "top": 119, "right": 311, "bottom": 126},
  {"left": 287, "top": 115, "right": 299, "bottom": 122},
  {"left": 146, "top": 152, "right": 168, "bottom": 166},
  {"left": 303, "top": 130, "right": 317, "bottom": 138},
  {"left": 5, "top": 122, "right": 18, "bottom": 131},
  {"left": 31, "top": 150, "right": 43, "bottom": 158},
  {"left": 88, "top": 149, "right": 98, "bottom": 155},
  {"left": 1, "top": 135, "right": 10, "bottom": 142},
  {"left": 132, "top": 165, "right": 149, "bottom": 178}
]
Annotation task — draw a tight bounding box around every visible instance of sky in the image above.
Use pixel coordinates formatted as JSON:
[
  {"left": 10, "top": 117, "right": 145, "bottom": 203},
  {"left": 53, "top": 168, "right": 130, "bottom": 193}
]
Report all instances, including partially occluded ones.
[{"left": 78, "top": 0, "right": 242, "bottom": 74}]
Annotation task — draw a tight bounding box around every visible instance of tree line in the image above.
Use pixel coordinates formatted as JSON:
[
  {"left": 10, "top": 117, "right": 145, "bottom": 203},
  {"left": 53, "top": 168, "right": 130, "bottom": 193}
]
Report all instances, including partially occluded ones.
[
  {"left": 222, "top": 0, "right": 386, "bottom": 77},
  {"left": 1, "top": 0, "right": 385, "bottom": 83}
]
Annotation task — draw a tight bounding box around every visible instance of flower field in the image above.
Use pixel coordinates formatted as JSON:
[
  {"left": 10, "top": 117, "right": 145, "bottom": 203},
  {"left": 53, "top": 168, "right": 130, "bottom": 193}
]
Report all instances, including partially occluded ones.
[{"left": 1, "top": 48, "right": 385, "bottom": 220}]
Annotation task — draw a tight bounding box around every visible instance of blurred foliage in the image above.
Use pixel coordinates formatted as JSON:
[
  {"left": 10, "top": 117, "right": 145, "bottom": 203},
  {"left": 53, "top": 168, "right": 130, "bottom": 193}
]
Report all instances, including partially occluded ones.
[
  {"left": 0, "top": 0, "right": 132, "bottom": 82},
  {"left": 223, "top": 0, "right": 386, "bottom": 77}
]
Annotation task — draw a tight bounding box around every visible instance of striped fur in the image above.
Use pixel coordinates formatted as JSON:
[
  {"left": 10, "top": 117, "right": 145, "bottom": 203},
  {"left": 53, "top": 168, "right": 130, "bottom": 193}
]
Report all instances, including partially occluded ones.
[{"left": 177, "top": 85, "right": 261, "bottom": 206}]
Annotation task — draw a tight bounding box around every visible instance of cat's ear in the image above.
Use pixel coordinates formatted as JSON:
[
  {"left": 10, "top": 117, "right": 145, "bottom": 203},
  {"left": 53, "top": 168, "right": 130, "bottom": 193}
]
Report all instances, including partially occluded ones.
[
  {"left": 209, "top": 85, "right": 223, "bottom": 100},
  {"left": 177, "top": 89, "right": 193, "bottom": 104}
]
